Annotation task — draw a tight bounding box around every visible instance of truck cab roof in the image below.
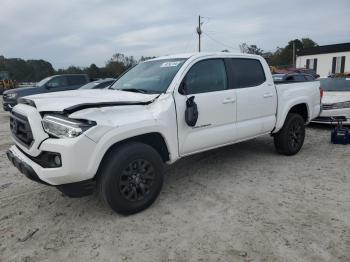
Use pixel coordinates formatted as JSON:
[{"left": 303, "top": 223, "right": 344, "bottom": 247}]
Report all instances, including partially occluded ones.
[{"left": 148, "top": 52, "right": 262, "bottom": 62}]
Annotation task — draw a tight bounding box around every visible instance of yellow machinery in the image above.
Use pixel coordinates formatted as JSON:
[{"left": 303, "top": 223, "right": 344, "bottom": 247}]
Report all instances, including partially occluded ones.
[{"left": 0, "top": 71, "right": 15, "bottom": 94}]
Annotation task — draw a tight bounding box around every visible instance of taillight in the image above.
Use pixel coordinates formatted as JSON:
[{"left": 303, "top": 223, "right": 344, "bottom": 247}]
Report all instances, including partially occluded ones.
[{"left": 319, "top": 87, "right": 324, "bottom": 99}]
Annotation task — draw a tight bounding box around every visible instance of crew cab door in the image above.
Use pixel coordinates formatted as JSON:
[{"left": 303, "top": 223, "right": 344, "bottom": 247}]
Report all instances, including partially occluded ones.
[
  {"left": 227, "top": 58, "right": 277, "bottom": 140},
  {"left": 174, "top": 58, "right": 237, "bottom": 155}
]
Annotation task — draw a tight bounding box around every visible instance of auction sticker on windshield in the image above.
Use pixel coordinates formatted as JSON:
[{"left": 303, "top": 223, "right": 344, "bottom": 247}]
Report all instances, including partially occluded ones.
[{"left": 160, "top": 61, "right": 182, "bottom": 67}]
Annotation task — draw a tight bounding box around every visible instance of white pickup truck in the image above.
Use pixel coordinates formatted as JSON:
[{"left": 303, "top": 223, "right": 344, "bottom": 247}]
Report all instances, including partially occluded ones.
[{"left": 7, "top": 53, "right": 322, "bottom": 214}]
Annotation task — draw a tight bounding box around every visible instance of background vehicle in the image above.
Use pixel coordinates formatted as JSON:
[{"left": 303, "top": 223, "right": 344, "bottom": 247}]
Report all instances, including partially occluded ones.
[
  {"left": 292, "top": 68, "right": 320, "bottom": 79},
  {"left": 273, "top": 73, "right": 315, "bottom": 83},
  {"left": 79, "top": 78, "right": 115, "bottom": 89},
  {"left": 271, "top": 67, "right": 319, "bottom": 79},
  {"left": 0, "top": 71, "right": 15, "bottom": 95},
  {"left": 6, "top": 53, "right": 321, "bottom": 214},
  {"left": 313, "top": 78, "right": 350, "bottom": 124},
  {"left": 2, "top": 74, "right": 89, "bottom": 111}
]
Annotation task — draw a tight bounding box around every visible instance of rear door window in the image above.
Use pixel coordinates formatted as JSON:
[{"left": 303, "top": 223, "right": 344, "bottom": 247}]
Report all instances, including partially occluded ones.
[{"left": 230, "top": 58, "right": 266, "bottom": 88}]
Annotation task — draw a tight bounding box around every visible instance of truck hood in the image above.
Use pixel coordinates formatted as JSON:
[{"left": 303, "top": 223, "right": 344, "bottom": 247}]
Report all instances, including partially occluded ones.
[
  {"left": 322, "top": 91, "right": 350, "bottom": 104},
  {"left": 23, "top": 89, "right": 159, "bottom": 112}
]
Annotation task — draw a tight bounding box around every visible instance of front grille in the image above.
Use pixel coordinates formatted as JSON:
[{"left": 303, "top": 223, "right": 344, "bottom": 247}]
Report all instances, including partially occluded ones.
[
  {"left": 322, "top": 104, "right": 334, "bottom": 110},
  {"left": 10, "top": 112, "right": 34, "bottom": 147}
]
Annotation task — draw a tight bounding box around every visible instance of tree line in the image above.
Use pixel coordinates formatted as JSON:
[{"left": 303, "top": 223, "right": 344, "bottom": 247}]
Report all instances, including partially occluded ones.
[
  {"left": 0, "top": 38, "right": 317, "bottom": 82},
  {"left": 55, "top": 54, "right": 156, "bottom": 80},
  {"left": 0, "top": 56, "right": 55, "bottom": 82},
  {"left": 239, "top": 38, "right": 318, "bottom": 67},
  {"left": 0, "top": 54, "right": 155, "bottom": 82}
]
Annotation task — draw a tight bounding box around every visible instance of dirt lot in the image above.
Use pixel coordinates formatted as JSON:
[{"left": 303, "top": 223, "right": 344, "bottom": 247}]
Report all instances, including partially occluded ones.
[{"left": 0, "top": 98, "right": 349, "bottom": 262}]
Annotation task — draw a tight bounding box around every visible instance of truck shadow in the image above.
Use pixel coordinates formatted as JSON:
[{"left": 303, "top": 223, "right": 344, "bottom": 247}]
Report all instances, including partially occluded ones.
[
  {"left": 163, "top": 136, "right": 276, "bottom": 188},
  {"left": 307, "top": 122, "right": 336, "bottom": 130}
]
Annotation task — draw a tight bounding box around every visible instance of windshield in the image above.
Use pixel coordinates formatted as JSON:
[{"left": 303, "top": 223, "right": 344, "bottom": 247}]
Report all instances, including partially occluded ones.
[
  {"left": 320, "top": 78, "right": 350, "bottom": 91},
  {"left": 36, "top": 76, "right": 54, "bottom": 87},
  {"left": 110, "top": 58, "right": 186, "bottom": 94}
]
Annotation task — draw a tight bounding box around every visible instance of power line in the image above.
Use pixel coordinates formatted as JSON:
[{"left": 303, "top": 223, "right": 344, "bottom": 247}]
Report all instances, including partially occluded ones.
[
  {"left": 200, "top": 16, "right": 211, "bottom": 25},
  {"left": 203, "top": 32, "right": 239, "bottom": 51},
  {"left": 184, "top": 31, "right": 197, "bottom": 52}
]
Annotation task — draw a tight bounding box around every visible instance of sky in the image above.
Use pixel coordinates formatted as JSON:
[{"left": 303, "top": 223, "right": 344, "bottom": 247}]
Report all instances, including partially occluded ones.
[{"left": 1, "top": 0, "right": 349, "bottom": 69}]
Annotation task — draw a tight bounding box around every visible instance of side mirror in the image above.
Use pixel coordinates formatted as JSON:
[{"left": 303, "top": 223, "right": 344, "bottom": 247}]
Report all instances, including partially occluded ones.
[
  {"left": 185, "top": 96, "right": 198, "bottom": 127},
  {"left": 179, "top": 81, "right": 188, "bottom": 95}
]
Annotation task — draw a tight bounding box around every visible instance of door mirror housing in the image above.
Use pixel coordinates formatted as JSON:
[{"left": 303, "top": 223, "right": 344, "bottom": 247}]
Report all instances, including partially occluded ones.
[{"left": 185, "top": 96, "right": 198, "bottom": 127}]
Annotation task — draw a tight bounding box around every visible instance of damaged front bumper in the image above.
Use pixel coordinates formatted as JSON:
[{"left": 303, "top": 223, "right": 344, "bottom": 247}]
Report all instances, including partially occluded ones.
[{"left": 6, "top": 146, "right": 96, "bottom": 197}]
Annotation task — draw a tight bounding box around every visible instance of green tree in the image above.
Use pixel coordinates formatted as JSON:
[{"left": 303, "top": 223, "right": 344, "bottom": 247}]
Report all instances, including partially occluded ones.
[
  {"left": 86, "top": 64, "right": 101, "bottom": 79},
  {"left": 269, "top": 38, "right": 318, "bottom": 67},
  {"left": 301, "top": 38, "right": 318, "bottom": 49},
  {"left": 0, "top": 56, "right": 55, "bottom": 82},
  {"left": 239, "top": 43, "right": 264, "bottom": 55},
  {"left": 101, "top": 53, "right": 138, "bottom": 78},
  {"left": 139, "top": 56, "right": 156, "bottom": 62}
]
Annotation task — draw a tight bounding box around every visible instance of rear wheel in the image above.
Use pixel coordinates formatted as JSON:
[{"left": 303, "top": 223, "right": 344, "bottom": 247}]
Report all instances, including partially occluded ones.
[
  {"left": 274, "top": 113, "right": 305, "bottom": 155},
  {"left": 97, "top": 142, "right": 164, "bottom": 215}
]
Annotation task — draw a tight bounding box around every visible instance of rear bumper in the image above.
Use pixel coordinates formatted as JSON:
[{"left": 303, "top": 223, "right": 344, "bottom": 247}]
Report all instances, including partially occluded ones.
[
  {"left": 312, "top": 116, "right": 350, "bottom": 125},
  {"left": 6, "top": 147, "right": 95, "bottom": 197},
  {"left": 312, "top": 107, "right": 350, "bottom": 125}
]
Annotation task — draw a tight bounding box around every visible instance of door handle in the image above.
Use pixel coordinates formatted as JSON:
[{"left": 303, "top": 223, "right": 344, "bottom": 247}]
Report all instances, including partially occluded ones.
[
  {"left": 222, "top": 98, "right": 236, "bottom": 104},
  {"left": 263, "top": 93, "right": 273, "bottom": 98}
]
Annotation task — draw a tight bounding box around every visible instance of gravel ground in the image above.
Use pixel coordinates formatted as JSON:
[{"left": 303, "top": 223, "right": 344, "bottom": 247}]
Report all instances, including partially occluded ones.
[{"left": 0, "top": 98, "right": 349, "bottom": 262}]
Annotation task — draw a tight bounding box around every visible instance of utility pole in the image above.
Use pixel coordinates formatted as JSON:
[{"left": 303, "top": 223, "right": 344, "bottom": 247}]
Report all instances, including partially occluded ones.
[{"left": 196, "top": 16, "right": 202, "bottom": 52}]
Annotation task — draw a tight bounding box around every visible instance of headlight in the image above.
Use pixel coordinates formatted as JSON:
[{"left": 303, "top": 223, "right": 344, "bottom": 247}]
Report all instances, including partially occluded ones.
[
  {"left": 6, "top": 93, "right": 17, "bottom": 99},
  {"left": 42, "top": 114, "right": 96, "bottom": 138},
  {"left": 333, "top": 101, "right": 350, "bottom": 109}
]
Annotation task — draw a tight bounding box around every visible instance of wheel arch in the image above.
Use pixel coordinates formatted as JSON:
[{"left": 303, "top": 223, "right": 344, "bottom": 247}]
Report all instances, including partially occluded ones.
[
  {"left": 93, "top": 132, "right": 170, "bottom": 180},
  {"left": 274, "top": 102, "right": 310, "bottom": 133},
  {"left": 288, "top": 103, "right": 309, "bottom": 123}
]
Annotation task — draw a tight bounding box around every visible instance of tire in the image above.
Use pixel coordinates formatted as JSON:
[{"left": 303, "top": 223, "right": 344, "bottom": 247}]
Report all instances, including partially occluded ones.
[
  {"left": 274, "top": 113, "right": 306, "bottom": 156},
  {"left": 97, "top": 142, "right": 164, "bottom": 215}
]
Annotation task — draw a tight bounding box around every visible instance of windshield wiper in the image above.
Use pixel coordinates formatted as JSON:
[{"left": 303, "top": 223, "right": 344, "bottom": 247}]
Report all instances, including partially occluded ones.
[{"left": 119, "top": 88, "right": 149, "bottom": 94}]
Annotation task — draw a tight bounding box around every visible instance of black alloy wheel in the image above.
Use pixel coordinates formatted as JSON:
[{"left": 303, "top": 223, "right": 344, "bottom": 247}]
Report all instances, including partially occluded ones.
[
  {"left": 288, "top": 120, "right": 304, "bottom": 151},
  {"left": 119, "top": 159, "right": 156, "bottom": 202},
  {"left": 274, "top": 113, "right": 306, "bottom": 156},
  {"left": 98, "top": 142, "right": 164, "bottom": 215}
]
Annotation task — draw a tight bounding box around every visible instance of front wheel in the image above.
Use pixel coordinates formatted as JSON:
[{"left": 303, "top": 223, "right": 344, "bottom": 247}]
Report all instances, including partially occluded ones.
[
  {"left": 274, "top": 113, "right": 306, "bottom": 156},
  {"left": 97, "top": 142, "right": 164, "bottom": 215}
]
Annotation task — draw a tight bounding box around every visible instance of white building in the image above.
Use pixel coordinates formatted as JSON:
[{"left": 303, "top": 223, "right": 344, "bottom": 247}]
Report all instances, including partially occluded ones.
[{"left": 296, "top": 43, "right": 350, "bottom": 78}]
